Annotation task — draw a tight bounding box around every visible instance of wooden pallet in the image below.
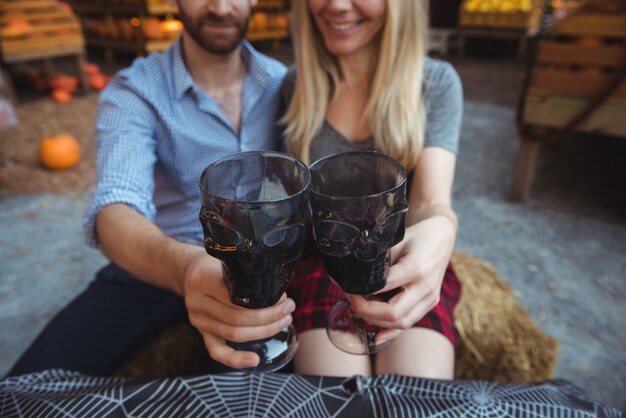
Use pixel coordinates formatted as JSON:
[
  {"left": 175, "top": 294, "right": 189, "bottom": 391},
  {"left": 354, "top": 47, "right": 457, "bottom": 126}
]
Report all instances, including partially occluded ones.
[
  {"left": 247, "top": 30, "right": 289, "bottom": 43},
  {"left": 511, "top": 0, "right": 626, "bottom": 200},
  {"left": 74, "top": 0, "right": 289, "bottom": 57},
  {"left": 551, "top": 13, "right": 626, "bottom": 38},
  {"left": 248, "top": 1, "right": 290, "bottom": 47},
  {"left": 522, "top": 93, "right": 626, "bottom": 136},
  {"left": 0, "top": 0, "right": 84, "bottom": 63},
  {"left": 457, "top": 0, "right": 543, "bottom": 58},
  {"left": 74, "top": 2, "right": 180, "bottom": 59},
  {"left": 459, "top": 0, "right": 543, "bottom": 30},
  {"left": 72, "top": 1, "right": 178, "bottom": 16},
  {"left": 530, "top": 39, "right": 626, "bottom": 100}
]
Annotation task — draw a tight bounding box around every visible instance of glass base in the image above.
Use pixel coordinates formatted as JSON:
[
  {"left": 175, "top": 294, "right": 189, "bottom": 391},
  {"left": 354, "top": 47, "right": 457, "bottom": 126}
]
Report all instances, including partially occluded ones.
[
  {"left": 326, "top": 300, "right": 392, "bottom": 355},
  {"left": 227, "top": 325, "right": 298, "bottom": 372}
]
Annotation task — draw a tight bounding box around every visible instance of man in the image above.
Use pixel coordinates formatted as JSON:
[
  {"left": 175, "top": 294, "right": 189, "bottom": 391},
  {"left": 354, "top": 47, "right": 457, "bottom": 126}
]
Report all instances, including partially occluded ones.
[{"left": 8, "top": 0, "right": 293, "bottom": 376}]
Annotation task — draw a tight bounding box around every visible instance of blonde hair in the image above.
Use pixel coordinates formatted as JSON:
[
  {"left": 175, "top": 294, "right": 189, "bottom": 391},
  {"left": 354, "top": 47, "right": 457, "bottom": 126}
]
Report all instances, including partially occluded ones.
[{"left": 283, "top": 0, "right": 429, "bottom": 171}]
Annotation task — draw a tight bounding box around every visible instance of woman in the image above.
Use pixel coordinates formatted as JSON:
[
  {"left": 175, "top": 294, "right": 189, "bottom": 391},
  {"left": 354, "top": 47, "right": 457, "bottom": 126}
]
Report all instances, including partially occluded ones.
[{"left": 283, "top": 0, "right": 463, "bottom": 378}]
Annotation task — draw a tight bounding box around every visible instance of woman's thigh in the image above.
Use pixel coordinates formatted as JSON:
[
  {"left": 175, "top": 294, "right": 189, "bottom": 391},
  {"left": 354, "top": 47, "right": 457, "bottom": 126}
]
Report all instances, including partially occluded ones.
[
  {"left": 374, "top": 328, "right": 454, "bottom": 378},
  {"left": 294, "top": 329, "right": 372, "bottom": 377}
]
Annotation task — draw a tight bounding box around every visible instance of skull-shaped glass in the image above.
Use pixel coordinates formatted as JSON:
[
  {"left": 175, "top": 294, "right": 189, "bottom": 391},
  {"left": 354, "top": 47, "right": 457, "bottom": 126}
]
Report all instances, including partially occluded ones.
[
  {"left": 309, "top": 150, "right": 408, "bottom": 355},
  {"left": 198, "top": 151, "right": 310, "bottom": 372},
  {"left": 310, "top": 151, "right": 408, "bottom": 295},
  {"left": 199, "top": 151, "right": 310, "bottom": 309}
]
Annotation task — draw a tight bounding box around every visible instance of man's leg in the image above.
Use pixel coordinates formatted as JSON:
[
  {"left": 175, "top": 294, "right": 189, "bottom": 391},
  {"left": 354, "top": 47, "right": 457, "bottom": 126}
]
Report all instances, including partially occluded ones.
[{"left": 7, "top": 263, "right": 188, "bottom": 377}]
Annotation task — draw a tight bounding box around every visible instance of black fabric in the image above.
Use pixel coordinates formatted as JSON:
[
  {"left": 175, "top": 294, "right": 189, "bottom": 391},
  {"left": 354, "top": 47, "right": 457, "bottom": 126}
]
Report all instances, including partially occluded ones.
[
  {"left": 0, "top": 370, "right": 623, "bottom": 418},
  {"left": 6, "top": 264, "right": 188, "bottom": 377}
]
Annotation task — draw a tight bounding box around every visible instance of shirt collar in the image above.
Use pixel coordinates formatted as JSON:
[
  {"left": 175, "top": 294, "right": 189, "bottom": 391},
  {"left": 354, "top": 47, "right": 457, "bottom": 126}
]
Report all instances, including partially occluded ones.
[
  {"left": 171, "top": 37, "right": 194, "bottom": 100},
  {"left": 240, "top": 40, "right": 271, "bottom": 88},
  {"left": 172, "top": 38, "right": 270, "bottom": 100}
]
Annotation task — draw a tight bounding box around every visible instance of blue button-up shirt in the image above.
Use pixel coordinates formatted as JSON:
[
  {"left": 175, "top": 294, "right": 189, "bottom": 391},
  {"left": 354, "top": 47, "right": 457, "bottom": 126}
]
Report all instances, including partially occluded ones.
[{"left": 84, "top": 38, "right": 287, "bottom": 247}]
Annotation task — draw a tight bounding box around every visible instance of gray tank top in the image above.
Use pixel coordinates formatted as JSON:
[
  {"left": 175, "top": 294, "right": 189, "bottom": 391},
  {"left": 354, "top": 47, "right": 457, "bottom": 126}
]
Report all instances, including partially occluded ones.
[{"left": 280, "top": 58, "right": 463, "bottom": 164}]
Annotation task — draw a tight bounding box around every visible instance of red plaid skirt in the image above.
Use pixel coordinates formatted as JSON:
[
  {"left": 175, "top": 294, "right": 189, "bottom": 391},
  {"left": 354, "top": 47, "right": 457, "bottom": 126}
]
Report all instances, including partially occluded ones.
[{"left": 287, "top": 257, "right": 461, "bottom": 347}]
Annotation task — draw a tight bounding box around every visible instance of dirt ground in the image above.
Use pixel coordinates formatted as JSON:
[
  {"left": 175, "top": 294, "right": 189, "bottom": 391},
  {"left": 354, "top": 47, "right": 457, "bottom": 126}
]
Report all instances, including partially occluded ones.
[
  {"left": 0, "top": 93, "right": 97, "bottom": 197},
  {"left": 0, "top": 52, "right": 134, "bottom": 197}
]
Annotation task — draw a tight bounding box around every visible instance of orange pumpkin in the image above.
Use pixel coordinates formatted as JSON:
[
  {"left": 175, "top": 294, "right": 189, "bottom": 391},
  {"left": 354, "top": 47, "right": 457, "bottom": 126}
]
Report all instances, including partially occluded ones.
[
  {"left": 272, "top": 14, "right": 289, "bottom": 31},
  {"left": 89, "top": 73, "right": 109, "bottom": 91},
  {"left": 2, "top": 20, "right": 31, "bottom": 38},
  {"left": 250, "top": 12, "right": 269, "bottom": 32},
  {"left": 142, "top": 17, "right": 163, "bottom": 40},
  {"left": 39, "top": 134, "right": 81, "bottom": 170},
  {"left": 49, "top": 75, "right": 79, "bottom": 93},
  {"left": 51, "top": 89, "right": 72, "bottom": 103},
  {"left": 160, "top": 18, "right": 183, "bottom": 38},
  {"left": 85, "top": 63, "right": 101, "bottom": 77}
]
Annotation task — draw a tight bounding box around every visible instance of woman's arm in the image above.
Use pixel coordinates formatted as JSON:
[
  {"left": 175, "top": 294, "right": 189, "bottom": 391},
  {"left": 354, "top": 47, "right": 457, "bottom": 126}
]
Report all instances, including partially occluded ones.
[{"left": 347, "top": 61, "right": 463, "bottom": 340}]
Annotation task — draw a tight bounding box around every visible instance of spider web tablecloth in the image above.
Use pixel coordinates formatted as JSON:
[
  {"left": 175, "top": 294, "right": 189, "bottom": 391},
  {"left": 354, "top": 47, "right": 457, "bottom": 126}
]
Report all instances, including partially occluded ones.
[{"left": 0, "top": 369, "right": 622, "bottom": 417}]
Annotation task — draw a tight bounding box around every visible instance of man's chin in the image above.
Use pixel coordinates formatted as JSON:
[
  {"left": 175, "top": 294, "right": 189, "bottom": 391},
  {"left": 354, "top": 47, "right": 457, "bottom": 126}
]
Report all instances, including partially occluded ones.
[
  {"left": 194, "top": 29, "right": 246, "bottom": 54},
  {"left": 202, "top": 39, "right": 243, "bottom": 54}
]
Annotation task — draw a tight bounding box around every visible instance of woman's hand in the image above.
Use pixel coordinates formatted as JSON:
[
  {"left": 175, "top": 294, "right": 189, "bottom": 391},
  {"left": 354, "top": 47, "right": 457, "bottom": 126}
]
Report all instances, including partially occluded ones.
[
  {"left": 182, "top": 251, "right": 296, "bottom": 369},
  {"left": 345, "top": 215, "right": 456, "bottom": 343}
]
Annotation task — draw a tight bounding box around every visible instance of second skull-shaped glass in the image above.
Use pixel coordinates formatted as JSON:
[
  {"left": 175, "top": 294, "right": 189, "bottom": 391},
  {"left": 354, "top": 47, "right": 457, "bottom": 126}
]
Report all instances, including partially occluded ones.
[{"left": 309, "top": 151, "right": 408, "bottom": 355}]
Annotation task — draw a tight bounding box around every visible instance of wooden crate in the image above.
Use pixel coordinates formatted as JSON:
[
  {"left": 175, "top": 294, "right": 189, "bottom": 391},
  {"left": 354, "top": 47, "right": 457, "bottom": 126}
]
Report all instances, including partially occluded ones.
[
  {"left": 72, "top": 0, "right": 178, "bottom": 16},
  {"left": 522, "top": 2, "right": 626, "bottom": 121},
  {"left": 522, "top": 92, "right": 626, "bottom": 136},
  {"left": 553, "top": 13, "right": 626, "bottom": 38},
  {"left": 531, "top": 69, "right": 626, "bottom": 99},
  {"left": 74, "top": 0, "right": 289, "bottom": 57},
  {"left": 73, "top": 2, "right": 181, "bottom": 59},
  {"left": 530, "top": 39, "right": 626, "bottom": 99},
  {"left": 536, "top": 40, "right": 625, "bottom": 67},
  {"left": 248, "top": 1, "right": 290, "bottom": 46},
  {"left": 459, "top": 0, "right": 543, "bottom": 30},
  {"left": 0, "top": 0, "right": 84, "bottom": 63}
]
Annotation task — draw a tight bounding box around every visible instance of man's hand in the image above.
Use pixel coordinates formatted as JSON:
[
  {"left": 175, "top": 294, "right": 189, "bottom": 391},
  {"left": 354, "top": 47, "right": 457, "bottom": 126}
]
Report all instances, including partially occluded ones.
[
  {"left": 96, "top": 204, "right": 296, "bottom": 370},
  {"left": 182, "top": 251, "right": 296, "bottom": 369}
]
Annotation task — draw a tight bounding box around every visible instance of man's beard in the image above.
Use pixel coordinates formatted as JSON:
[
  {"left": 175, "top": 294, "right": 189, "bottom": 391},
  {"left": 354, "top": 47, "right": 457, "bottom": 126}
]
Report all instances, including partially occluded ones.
[{"left": 179, "top": 10, "right": 250, "bottom": 54}]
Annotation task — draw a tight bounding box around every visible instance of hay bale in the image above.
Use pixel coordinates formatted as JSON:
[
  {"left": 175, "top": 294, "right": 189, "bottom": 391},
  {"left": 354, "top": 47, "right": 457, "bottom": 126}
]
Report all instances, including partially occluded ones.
[
  {"left": 452, "top": 252, "right": 559, "bottom": 383},
  {"left": 117, "top": 252, "right": 559, "bottom": 382},
  {"left": 115, "top": 322, "right": 211, "bottom": 379}
]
